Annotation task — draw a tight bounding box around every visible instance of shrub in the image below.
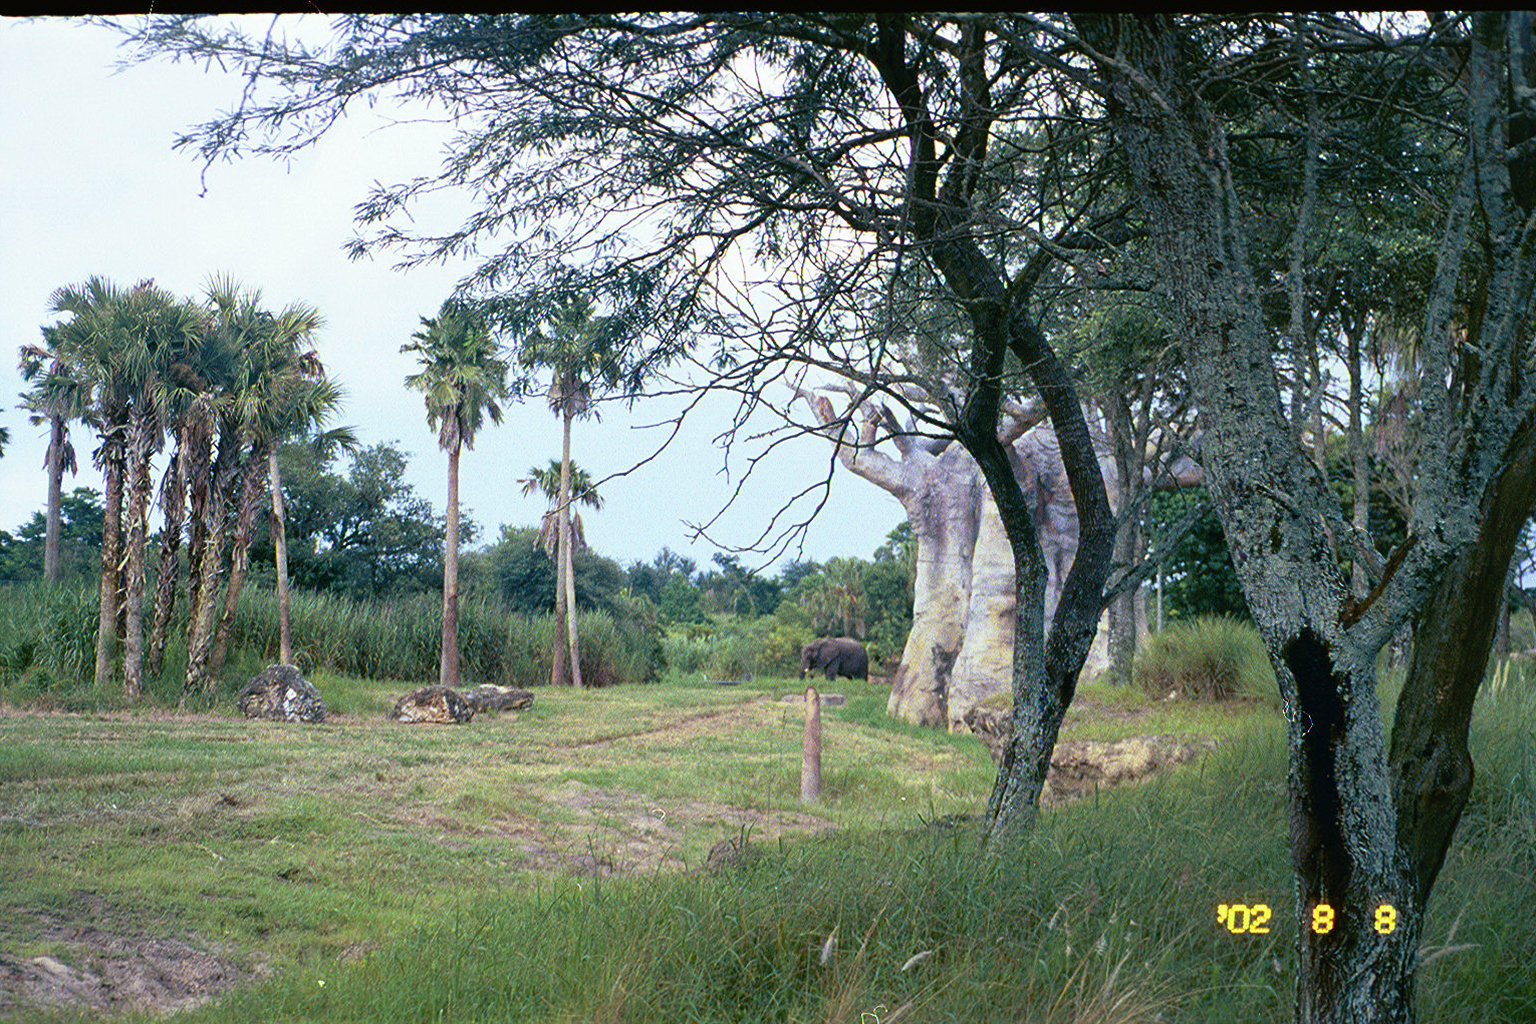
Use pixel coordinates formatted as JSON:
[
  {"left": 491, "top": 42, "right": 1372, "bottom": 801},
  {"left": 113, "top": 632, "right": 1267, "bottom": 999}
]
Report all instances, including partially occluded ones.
[{"left": 1134, "top": 615, "right": 1278, "bottom": 704}]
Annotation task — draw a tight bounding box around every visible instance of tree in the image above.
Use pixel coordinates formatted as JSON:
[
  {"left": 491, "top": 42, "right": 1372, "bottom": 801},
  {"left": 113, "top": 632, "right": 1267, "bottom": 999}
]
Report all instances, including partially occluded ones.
[
  {"left": 18, "top": 327, "right": 91, "bottom": 584},
  {"left": 517, "top": 296, "right": 624, "bottom": 689},
  {"left": 403, "top": 300, "right": 508, "bottom": 688},
  {"left": 1070, "top": 11, "right": 1536, "bottom": 1019}
]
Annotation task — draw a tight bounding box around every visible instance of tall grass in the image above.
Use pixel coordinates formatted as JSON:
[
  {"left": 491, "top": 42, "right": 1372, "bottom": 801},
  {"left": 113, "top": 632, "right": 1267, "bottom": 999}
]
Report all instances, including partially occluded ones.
[
  {"left": 1134, "top": 615, "right": 1279, "bottom": 704},
  {"left": 0, "top": 581, "right": 664, "bottom": 702}
]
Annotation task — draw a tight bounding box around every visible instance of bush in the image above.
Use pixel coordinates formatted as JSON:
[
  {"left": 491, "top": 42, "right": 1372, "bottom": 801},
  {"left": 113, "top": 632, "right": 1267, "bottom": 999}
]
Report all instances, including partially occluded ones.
[{"left": 1134, "top": 615, "right": 1278, "bottom": 704}]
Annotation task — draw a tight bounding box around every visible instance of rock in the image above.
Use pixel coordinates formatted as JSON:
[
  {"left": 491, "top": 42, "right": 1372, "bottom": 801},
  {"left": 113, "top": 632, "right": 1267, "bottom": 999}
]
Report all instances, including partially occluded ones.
[
  {"left": 391, "top": 685, "right": 474, "bottom": 724},
  {"left": 961, "top": 706, "right": 1213, "bottom": 807},
  {"left": 962, "top": 705, "right": 1009, "bottom": 760},
  {"left": 779, "top": 692, "right": 847, "bottom": 707},
  {"left": 460, "top": 685, "right": 534, "bottom": 714},
  {"left": 236, "top": 665, "right": 326, "bottom": 723}
]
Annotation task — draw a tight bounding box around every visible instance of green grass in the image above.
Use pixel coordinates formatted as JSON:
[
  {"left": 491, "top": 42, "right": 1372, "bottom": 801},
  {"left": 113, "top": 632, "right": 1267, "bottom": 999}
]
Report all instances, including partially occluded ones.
[{"left": 0, "top": 658, "right": 1532, "bottom": 1023}]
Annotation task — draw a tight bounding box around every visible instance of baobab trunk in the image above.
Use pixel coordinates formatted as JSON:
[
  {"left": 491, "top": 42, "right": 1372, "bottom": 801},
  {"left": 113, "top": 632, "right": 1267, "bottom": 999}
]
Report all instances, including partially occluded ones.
[
  {"left": 270, "top": 449, "right": 294, "bottom": 666},
  {"left": 440, "top": 441, "right": 461, "bottom": 687},
  {"left": 885, "top": 443, "right": 979, "bottom": 725},
  {"left": 946, "top": 487, "right": 1013, "bottom": 730}
]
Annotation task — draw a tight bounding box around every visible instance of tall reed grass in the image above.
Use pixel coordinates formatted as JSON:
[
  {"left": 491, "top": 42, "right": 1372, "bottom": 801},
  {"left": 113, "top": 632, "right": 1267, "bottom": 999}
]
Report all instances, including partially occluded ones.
[{"left": 0, "top": 581, "right": 664, "bottom": 701}]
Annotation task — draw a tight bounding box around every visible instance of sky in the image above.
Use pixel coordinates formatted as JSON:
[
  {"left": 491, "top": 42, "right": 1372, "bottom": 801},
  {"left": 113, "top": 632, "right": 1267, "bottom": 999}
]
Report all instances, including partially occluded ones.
[{"left": 0, "top": 16, "right": 906, "bottom": 575}]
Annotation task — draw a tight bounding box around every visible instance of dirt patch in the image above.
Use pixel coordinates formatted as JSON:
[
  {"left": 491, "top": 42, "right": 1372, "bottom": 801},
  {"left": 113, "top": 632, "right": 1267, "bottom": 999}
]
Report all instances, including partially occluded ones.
[{"left": 0, "top": 900, "right": 251, "bottom": 1018}]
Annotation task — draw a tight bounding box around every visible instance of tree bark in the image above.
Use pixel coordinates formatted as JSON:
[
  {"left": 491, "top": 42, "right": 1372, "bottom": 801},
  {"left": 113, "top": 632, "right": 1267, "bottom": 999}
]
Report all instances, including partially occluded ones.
[
  {"left": 121, "top": 413, "right": 155, "bottom": 699},
  {"left": 270, "top": 449, "right": 293, "bottom": 667},
  {"left": 147, "top": 434, "right": 186, "bottom": 679},
  {"left": 93, "top": 440, "right": 124, "bottom": 689},
  {"left": 183, "top": 452, "right": 234, "bottom": 701},
  {"left": 210, "top": 450, "right": 268, "bottom": 678},
  {"left": 1077, "top": 13, "right": 1536, "bottom": 1021},
  {"left": 440, "top": 440, "right": 461, "bottom": 687},
  {"left": 560, "top": 407, "right": 584, "bottom": 689},
  {"left": 43, "top": 416, "right": 64, "bottom": 584}
]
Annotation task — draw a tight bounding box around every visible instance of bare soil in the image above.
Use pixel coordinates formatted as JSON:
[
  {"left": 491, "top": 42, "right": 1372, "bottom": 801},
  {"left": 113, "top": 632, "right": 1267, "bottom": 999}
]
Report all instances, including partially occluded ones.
[{"left": 0, "top": 898, "right": 255, "bottom": 1018}]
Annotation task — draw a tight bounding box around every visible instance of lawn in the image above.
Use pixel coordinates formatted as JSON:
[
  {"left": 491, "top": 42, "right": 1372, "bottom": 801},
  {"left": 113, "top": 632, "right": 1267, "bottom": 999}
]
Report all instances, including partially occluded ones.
[{"left": 0, "top": 669, "right": 1531, "bottom": 1023}]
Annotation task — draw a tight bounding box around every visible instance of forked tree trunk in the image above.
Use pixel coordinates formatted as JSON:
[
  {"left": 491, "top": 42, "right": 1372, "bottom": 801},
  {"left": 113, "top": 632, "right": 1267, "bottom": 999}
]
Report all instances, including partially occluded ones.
[
  {"left": 210, "top": 451, "right": 268, "bottom": 678},
  {"left": 94, "top": 440, "right": 125, "bottom": 689},
  {"left": 147, "top": 435, "right": 187, "bottom": 679},
  {"left": 270, "top": 449, "right": 294, "bottom": 666},
  {"left": 1080, "top": 14, "right": 1536, "bottom": 1020},
  {"left": 440, "top": 440, "right": 462, "bottom": 687}
]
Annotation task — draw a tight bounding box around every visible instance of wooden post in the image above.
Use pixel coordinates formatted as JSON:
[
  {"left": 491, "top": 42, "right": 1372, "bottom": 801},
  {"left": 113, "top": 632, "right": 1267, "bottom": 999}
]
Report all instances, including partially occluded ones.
[{"left": 801, "top": 685, "right": 822, "bottom": 803}]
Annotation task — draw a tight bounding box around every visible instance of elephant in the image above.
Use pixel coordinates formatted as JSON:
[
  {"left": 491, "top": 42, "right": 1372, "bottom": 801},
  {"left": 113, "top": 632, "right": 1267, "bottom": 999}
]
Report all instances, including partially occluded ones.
[{"left": 799, "top": 637, "right": 869, "bottom": 681}]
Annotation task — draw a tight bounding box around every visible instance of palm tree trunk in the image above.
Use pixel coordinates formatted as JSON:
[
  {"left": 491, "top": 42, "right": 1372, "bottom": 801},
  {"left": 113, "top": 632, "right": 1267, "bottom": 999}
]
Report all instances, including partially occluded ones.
[
  {"left": 147, "top": 435, "right": 186, "bottom": 679},
  {"left": 183, "top": 459, "right": 233, "bottom": 701},
  {"left": 43, "top": 416, "right": 64, "bottom": 584},
  {"left": 561, "top": 408, "right": 583, "bottom": 689},
  {"left": 440, "top": 439, "right": 462, "bottom": 688},
  {"left": 122, "top": 414, "right": 154, "bottom": 699},
  {"left": 270, "top": 449, "right": 294, "bottom": 666},
  {"left": 94, "top": 443, "right": 125, "bottom": 689},
  {"left": 210, "top": 451, "right": 267, "bottom": 678}
]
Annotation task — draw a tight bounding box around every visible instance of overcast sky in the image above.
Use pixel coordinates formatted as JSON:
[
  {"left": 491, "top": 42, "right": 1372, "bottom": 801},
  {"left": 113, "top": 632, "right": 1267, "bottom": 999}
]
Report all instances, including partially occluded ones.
[{"left": 0, "top": 16, "right": 905, "bottom": 575}]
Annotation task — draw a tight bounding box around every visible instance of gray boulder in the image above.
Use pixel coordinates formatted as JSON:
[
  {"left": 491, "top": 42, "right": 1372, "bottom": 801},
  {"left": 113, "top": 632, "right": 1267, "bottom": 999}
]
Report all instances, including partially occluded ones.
[
  {"left": 460, "top": 685, "right": 535, "bottom": 714},
  {"left": 391, "top": 685, "right": 474, "bottom": 724},
  {"left": 237, "top": 665, "right": 326, "bottom": 723}
]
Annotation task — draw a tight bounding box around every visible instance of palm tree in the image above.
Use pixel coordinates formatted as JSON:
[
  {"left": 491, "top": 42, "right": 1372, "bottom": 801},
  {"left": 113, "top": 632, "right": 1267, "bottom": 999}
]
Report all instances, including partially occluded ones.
[
  {"left": 519, "top": 459, "right": 603, "bottom": 560},
  {"left": 45, "top": 278, "right": 136, "bottom": 691},
  {"left": 183, "top": 279, "right": 265, "bottom": 700},
  {"left": 403, "top": 301, "right": 508, "bottom": 689},
  {"left": 18, "top": 326, "right": 92, "bottom": 584},
  {"left": 208, "top": 302, "right": 339, "bottom": 680},
  {"left": 519, "top": 297, "right": 623, "bottom": 689},
  {"left": 116, "top": 282, "right": 201, "bottom": 698}
]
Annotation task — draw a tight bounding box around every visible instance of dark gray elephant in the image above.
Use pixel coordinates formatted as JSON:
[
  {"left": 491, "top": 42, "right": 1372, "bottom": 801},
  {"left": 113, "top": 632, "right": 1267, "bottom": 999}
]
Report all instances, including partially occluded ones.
[{"left": 799, "top": 637, "right": 869, "bottom": 681}]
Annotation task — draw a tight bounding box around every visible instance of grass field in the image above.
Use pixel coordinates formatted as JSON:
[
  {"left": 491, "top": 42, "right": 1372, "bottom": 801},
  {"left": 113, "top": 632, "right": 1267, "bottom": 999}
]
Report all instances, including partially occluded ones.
[{"left": 0, "top": 668, "right": 1532, "bottom": 1023}]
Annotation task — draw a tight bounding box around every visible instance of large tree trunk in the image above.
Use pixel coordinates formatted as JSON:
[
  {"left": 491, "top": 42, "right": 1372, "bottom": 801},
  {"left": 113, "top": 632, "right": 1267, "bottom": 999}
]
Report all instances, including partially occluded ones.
[
  {"left": 147, "top": 434, "right": 187, "bottom": 679},
  {"left": 43, "top": 416, "right": 65, "bottom": 584},
  {"left": 888, "top": 443, "right": 980, "bottom": 724},
  {"left": 440, "top": 440, "right": 462, "bottom": 687},
  {"left": 93, "top": 440, "right": 124, "bottom": 689},
  {"left": 1080, "top": 13, "right": 1536, "bottom": 1020},
  {"left": 270, "top": 449, "right": 294, "bottom": 666},
  {"left": 946, "top": 485, "right": 1012, "bottom": 730},
  {"left": 560, "top": 408, "right": 583, "bottom": 689},
  {"left": 210, "top": 450, "right": 268, "bottom": 678},
  {"left": 121, "top": 414, "right": 155, "bottom": 699}
]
